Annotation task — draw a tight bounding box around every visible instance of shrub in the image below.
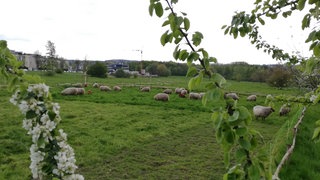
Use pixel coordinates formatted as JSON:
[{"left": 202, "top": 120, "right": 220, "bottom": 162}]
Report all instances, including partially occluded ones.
[
  {"left": 114, "top": 69, "right": 130, "bottom": 78},
  {"left": 55, "top": 68, "right": 64, "bottom": 74},
  {"left": 44, "top": 70, "right": 55, "bottom": 76},
  {"left": 87, "top": 62, "right": 107, "bottom": 78}
]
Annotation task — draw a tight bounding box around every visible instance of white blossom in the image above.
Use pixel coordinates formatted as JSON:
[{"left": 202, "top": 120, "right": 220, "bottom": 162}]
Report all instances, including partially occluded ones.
[
  {"left": 22, "top": 118, "right": 34, "bottom": 132},
  {"left": 63, "top": 174, "right": 85, "bottom": 180},
  {"left": 310, "top": 95, "right": 318, "bottom": 103}
]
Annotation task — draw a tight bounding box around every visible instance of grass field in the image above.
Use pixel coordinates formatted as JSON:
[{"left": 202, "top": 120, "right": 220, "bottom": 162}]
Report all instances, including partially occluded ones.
[{"left": 1, "top": 72, "right": 320, "bottom": 179}]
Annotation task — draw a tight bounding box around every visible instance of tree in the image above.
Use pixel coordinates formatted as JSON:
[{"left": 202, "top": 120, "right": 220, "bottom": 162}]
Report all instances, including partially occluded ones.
[
  {"left": 45, "top": 40, "right": 57, "bottom": 71},
  {"left": 266, "top": 65, "right": 293, "bottom": 88},
  {"left": 156, "top": 63, "right": 171, "bottom": 76},
  {"left": 87, "top": 62, "right": 107, "bottom": 78}
]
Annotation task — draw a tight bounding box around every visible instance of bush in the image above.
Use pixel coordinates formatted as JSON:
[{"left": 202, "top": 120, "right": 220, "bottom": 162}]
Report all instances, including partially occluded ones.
[
  {"left": 266, "top": 66, "right": 292, "bottom": 88},
  {"left": 55, "top": 68, "right": 64, "bottom": 74},
  {"left": 44, "top": 70, "right": 55, "bottom": 76},
  {"left": 87, "top": 62, "right": 107, "bottom": 78},
  {"left": 114, "top": 69, "right": 130, "bottom": 78}
]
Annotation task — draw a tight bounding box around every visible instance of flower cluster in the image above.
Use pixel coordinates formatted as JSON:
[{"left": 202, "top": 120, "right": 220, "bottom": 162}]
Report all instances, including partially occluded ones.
[{"left": 10, "top": 83, "right": 83, "bottom": 179}]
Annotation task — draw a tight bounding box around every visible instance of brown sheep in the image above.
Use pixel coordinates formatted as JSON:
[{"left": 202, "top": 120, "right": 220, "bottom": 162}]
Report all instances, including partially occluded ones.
[{"left": 279, "top": 104, "right": 290, "bottom": 116}]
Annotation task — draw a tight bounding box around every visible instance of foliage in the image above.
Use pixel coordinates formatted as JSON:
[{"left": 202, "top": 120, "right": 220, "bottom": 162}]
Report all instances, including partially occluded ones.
[
  {"left": 266, "top": 65, "right": 293, "bottom": 88},
  {"left": 87, "top": 61, "right": 107, "bottom": 78},
  {"left": 55, "top": 68, "right": 64, "bottom": 74},
  {"left": 114, "top": 68, "right": 130, "bottom": 78},
  {"left": 0, "top": 40, "right": 83, "bottom": 179},
  {"left": 45, "top": 40, "right": 58, "bottom": 72}
]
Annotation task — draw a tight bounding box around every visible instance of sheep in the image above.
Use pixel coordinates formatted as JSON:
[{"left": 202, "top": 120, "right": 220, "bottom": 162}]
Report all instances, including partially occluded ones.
[
  {"left": 75, "top": 88, "right": 85, "bottom": 95},
  {"left": 93, "top": 83, "right": 100, "bottom": 88},
  {"left": 163, "top": 88, "right": 173, "bottom": 94},
  {"left": 140, "top": 86, "right": 150, "bottom": 92},
  {"left": 113, "top": 86, "right": 122, "bottom": 91},
  {"left": 253, "top": 105, "right": 275, "bottom": 120},
  {"left": 175, "top": 87, "right": 183, "bottom": 94},
  {"left": 179, "top": 89, "right": 188, "bottom": 98},
  {"left": 61, "top": 87, "right": 85, "bottom": 95},
  {"left": 279, "top": 104, "right": 291, "bottom": 116},
  {"left": 199, "top": 92, "right": 206, "bottom": 99},
  {"left": 154, "top": 93, "right": 169, "bottom": 101},
  {"left": 189, "top": 92, "right": 201, "bottom": 100},
  {"left": 247, "top": 95, "right": 257, "bottom": 101},
  {"left": 224, "top": 93, "right": 239, "bottom": 100},
  {"left": 100, "top": 85, "right": 111, "bottom": 91}
]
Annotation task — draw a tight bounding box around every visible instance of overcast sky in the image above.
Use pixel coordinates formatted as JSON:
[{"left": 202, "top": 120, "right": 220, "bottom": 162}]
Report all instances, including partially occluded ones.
[{"left": 0, "top": 0, "right": 312, "bottom": 65}]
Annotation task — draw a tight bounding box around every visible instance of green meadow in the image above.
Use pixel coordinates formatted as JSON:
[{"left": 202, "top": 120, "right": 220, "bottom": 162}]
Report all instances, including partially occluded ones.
[{"left": 1, "top": 72, "right": 320, "bottom": 179}]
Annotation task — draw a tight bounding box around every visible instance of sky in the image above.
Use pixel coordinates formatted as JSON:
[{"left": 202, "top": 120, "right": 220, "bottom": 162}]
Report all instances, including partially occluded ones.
[{"left": 0, "top": 0, "right": 313, "bottom": 65}]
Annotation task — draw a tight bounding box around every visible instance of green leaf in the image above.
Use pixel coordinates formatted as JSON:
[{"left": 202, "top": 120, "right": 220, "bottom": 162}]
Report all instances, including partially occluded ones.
[
  {"left": 192, "top": 32, "right": 203, "bottom": 46},
  {"left": 228, "top": 111, "right": 239, "bottom": 122},
  {"left": 160, "top": 30, "right": 169, "bottom": 46},
  {"left": 238, "top": 106, "right": 252, "bottom": 125},
  {"left": 225, "top": 129, "right": 235, "bottom": 144},
  {"left": 305, "top": 30, "right": 316, "bottom": 43},
  {"left": 187, "top": 52, "right": 200, "bottom": 62},
  {"left": 148, "top": 3, "right": 155, "bottom": 16},
  {"left": 239, "top": 138, "right": 251, "bottom": 150},
  {"left": 211, "top": 73, "right": 227, "bottom": 88},
  {"left": 162, "top": 20, "right": 170, "bottom": 27},
  {"left": 248, "top": 164, "right": 260, "bottom": 180},
  {"left": 235, "top": 148, "right": 247, "bottom": 162},
  {"left": 178, "top": 49, "right": 189, "bottom": 61},
  {"left": 173, "top": 45, "right": 180, "bottom": 60},
  {"left": 184, "top": 17, "right": 190, "bottom": 31},
  {"left": 302, "top": 14, "right": 311, "bottom": 30},
  {"left": 26, "top": 110, "right": 37, "bottom": 119},
  {"left": 313, "top": 44, "right": 320, "bottom": 57},
  {"left": 171, "top": 0, "right": 178, "bottom": 4},
  {"left": 258, "top": 17, "right": 265, "bottom": 25},
  {"left": 221, "top": 25, "right": 227, "bottom": 29},
  {"left": 313, "top": 127, "right": 320, "bottom": 140},
  {"left": 235, "top": 127, "right": 247, "bottom": 136},
  {"left": 202, "top": 88, "right": 223, "bottom": 105},
  {"left": 186, "top": 66, "right": 197, "bottom": 77},
  {"left": 154, "top": 2, "right": 163, "bottom": 17}
]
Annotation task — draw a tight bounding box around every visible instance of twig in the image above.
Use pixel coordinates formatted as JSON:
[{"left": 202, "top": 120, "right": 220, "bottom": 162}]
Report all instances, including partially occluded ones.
[{"left": 272, "top": 106, "right": 307, "bottom": 180}]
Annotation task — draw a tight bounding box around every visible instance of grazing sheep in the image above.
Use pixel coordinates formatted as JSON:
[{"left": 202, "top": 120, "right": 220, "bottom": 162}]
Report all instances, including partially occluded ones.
[
  {"left": 253, "top": 105, "right": 275, "bottom": 120},
  {"left": 93, "top": 83, "right": 100, "bottom": 88},
  {"left": 279, "top": 104, "right": 291, "bottom": 116},
  {"left": 189, "top": 92, "right": 201, "bottom": 100},
  {"left": 154, "top": 93, "right": 169, "bottom": 101},
  {"left": 113, "top": 86, "right": 122, "bottom": 91},
  {"left": 61, "top": 87, "right": 85, "bottom": 95},
  {"left": 199, "top": 92, "right": 206, "bottom": 99},
  {"left": 224, "top": 93, "right": 239, "bottom": 100},
  {"left": 163, "top": 88, "right": 173, "bottom": 94},
  {"left": 175, "top": 87, "right": 183, "bottom": 94},
  {"left": 247, "top": 95, "right": 257, "bottom": 101},
  {"left": 100, "top": 85, "right": 111, "bottom": 91},
  {"left": 179, "top": 89, "right": 188, "bottom": 98},
  {"left": 76, "top": 88, "right": 85, "bottom": 95},
  {"left": 140, "top": 86, "right": 151, "bottom": 92}
]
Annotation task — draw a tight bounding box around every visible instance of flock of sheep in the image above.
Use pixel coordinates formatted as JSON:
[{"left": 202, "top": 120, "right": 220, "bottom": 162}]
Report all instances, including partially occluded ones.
[{"left": 60, "top": 83, "right": 290, "bottom": 120}]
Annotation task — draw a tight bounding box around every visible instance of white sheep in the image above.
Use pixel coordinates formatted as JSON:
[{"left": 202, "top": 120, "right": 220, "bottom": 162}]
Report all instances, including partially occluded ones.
[
  {"left": 113, "top": 86, "right": 122, "bottom": 91},
  {"left": 199, "top": 92, "right": 206, "bottom": 99},
  {"left": 154, "top": 93, "right": 169, "bottom": 101},
  {"left": 163, "top": 88, "right": 173, "bottom": 94},
  {"left": 189, "top": 92, "right": 201, "bottom": 100},
  {"left": 140, "top": 86, "right": 150, "bottom": 92},
  {"left": 175, "top": 87, "right": 185, "bottom": 94},
  {"left": 247, "top": 95, "right": 257, "bottom": 101},
  {"left": 279, "top": 104, "right": 290, "bottom": 116},
  {"left": 224, "top": 93, "right": 239, "bottom": 100},
  {"left": 253, "top": 105, "right": 275, "bottom": 120},
  {"left": 100, "top": 85, "right": 111, "bottom": 91},
  {"left": 61, "top": 87, "right": 85, "bottom": 95}
]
